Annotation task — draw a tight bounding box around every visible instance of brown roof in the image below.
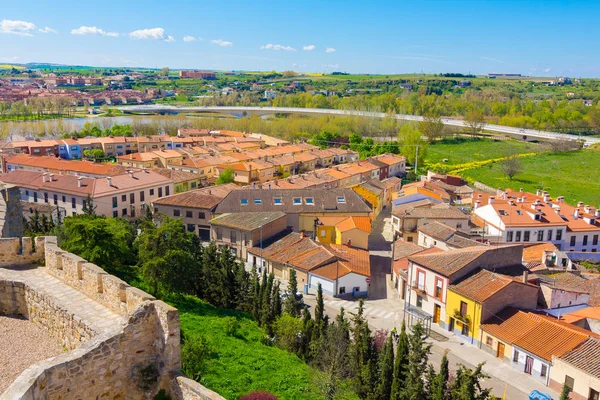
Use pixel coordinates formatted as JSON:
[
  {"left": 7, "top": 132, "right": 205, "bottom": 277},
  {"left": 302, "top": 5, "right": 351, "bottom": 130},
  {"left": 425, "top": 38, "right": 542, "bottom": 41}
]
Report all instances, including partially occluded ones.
[
  {"left": 408, "top": 246, "right": 490, "bottom": 277},
  {"left": 393, "top": 204, "right": 468, "bottom": 220},
  {"left": 418, "top": 221, "right": 457, "bottom": 240},
  {"left": 393, "top": 240, "right": 425, "bottom": 261},
  {"left": 210, "top": 212, "right": 286, "bottom": 231},
  {"left": 150, "top": 168, "right": 200, "bottom": 183},
  {"left": 559, "top": 337, "right": 600, "bottom": 378},
  {"left": 522, "top": 242, "right": 559, "bottom": 264},
  {"left": 449, "top": 269, "right": 535, "bottom": 303},
  {"left": 152, "top": 183, "right": 238, "bottom": 209},
  {"left": 393, "top": 246, "right": 441, "bottom": 276},
  {"left": 6, "top": 154, "right": 128, "bottom": 176},
  {"left": 335, "top": 216, "right": 372, "bottom": 233},
  {"left": 328, "top": 244, "right": 371, "bottom": 277}
]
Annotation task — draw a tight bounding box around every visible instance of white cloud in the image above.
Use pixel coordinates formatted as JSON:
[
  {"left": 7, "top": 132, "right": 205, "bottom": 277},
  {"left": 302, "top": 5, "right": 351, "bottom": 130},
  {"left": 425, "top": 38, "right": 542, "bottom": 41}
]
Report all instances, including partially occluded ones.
[
  {"left": 0, "top": 20, "right": 36, "bottom": 36},
  {"left": 303, "top": 45, "right": 315, "bottom": 51},
  {"left": 544, "top": 67, "right": 551, "bottom": 73},
  {"left": 71, "top": 26, "right": 119, "bottom": 37},
  {"left": 129, "top": 27, "right": 172, "bottom": 41},
  {"left": 325, "top": 47, "right": 336, "bottom": 53},
  {"left": 38, "top": 26, "right": 57, "bottom": 34},
  {"left": 211, "top": 39, "right": 233, "bottom": 47},
  {"left": 183, "top": 35, "right": 196, "bottom": 42},
  {"left": 261, "top": 43, "right": 296, "bottom": 51}
]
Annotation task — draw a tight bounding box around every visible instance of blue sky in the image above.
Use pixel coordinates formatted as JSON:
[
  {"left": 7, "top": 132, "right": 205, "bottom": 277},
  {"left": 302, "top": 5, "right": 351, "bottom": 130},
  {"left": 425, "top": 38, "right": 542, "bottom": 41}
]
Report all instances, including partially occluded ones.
[{"left": 1, "top": 0, "right": 598, "bottom": 76}]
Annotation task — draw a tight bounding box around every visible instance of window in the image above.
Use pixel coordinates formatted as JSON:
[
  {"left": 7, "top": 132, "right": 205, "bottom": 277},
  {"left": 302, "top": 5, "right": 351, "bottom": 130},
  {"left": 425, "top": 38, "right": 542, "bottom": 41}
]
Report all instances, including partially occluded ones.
[
  {"left": 150, "top": 189, "right": 155, "bottom": 196},
  {"left": 62, "top": 195, "right": 66, "bottom": 203},
  {"left": 113, "top": 210, "right": 118, "bottom": 218},
  {"left": 158, "top": 187, "right": 163, "bottom": 198},
  {"left": 273, "top": 197, "right": 282, "bottom": 205},
  {"left": 130, "top": 193, "right": 135, "bottom": 204},
  {"left": 513, "top": 350, "right": 519, "bottom": 363},
  {"left": 254, "top": 199, "right": 262, "bottom": 204},
  {"left": 165, "top": 186, "right": 170, "bottom": 196},
  {"left": 186, "top": 211, "right": 193, "bottom": 218},
  {"left": 515, "top": 231, "right": 521, "bottom": 242},
  {"left": 216, "top": 228, "right": 222, "bottom": 240},
  {"left": 538, "top": 230, "right": 544, "bottom": 241},
  {"left": 583, "top": 235, "right": 589, "bottom": 246},
  {"left": 71, "top": 197, "right": 76, "bottom": 209},
  {"left": 305, "top": 197, "right": 314, "bottom": 205},
  {"left": 187, "top": 224, "right": 195, "bottom": 233},
  {"left": 594, "top": 235, "right": 599, "bottom": 245},
  {"left": 293, "top": 197, "right": 302, "bottom": 205},
  {"left": 570, "top": 236, "right": 576, "bottom": 247},
  {"left": 53, "top": 194, "right": 58, "bottom": 205},
  {"left": 564, "top": 375, "right": 574, "bottom": 390},
  {"left": 198, "top": 212, "right": 206, "bottom": 219},
  {"left": 540, "top": 364, "right": 547, "bottom": 378},
  {"left": 174, "top": 209, "right": 181, "bottom": 217},
  {"left": 435, "top": 278, "right": 443, "bottom": 299},
  {"left": 556, "top": 230, "right": 562, "bottom": 241},
  {"left": 130, "top": 207, "right": 135, "bottom": 218},
  {"left": 456, "top": 223, "right": 462, "bottom": 229},
  {"left": 339, "top": 286, "right": 346, "bottom": 295},
  {"left": 25, "top": 190, "right": 29, "bottom": 197},
  {"left": 486, "top": 336, "right": 493, "bottom": 347},
  {"left": 122, "top": 208, "right": 127, "bottom": 216},
  {"left": 407, "top": 236, "right": 414, "bottom": 242},
  {"left": 460, "top": 301, "right": 468, "bottom": 316},
  {"left": 417, "top": 270, "right": 425, "bottom": 291},
  {"left": 416, "top": 295, "right": 423, "bottom": 308},
  {"left": 191, "top": 182, "right": 197, "bottom": 189},
  {"left": 112, "top": 196, "right": 118, "bottom": 208},
  {"left": 121, "top": 194, "right": 127, "bottom": 202},
  {"left": 506, "top": 231, "right": 514, "bottom": 242},
  {"left": 33, "top": 192, "right": 38, "bottom": 202},
  {"left": 140, "top": 191, "right": 145, "bottom": 202},
  {"left": 461, "top": 322, "right": 469, "bottom": 336},
  {"left": 524, "top": 231, "right": 530, "bottom": 241},
  {"left": 240, "top": 198, "right": 248, "bottom": 205},
  {"left": 231, "top": 231, "right": 237, "bottom": 243},
  {"left": 44, "top": 192, "right": 48, "bottom": 203},
  {"left": 547, "top": 230, "right": 553, "bottom": 241},
  {"left": 337, "top": 196, "right": 346, "bottom": 204}
]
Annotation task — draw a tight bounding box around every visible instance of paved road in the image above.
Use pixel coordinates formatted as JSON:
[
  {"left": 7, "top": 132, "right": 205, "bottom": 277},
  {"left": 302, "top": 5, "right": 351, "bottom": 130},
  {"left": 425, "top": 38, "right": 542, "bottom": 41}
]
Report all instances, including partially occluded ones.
[{"left": 118, "top": 105, "right": 600, "bottom": 145}]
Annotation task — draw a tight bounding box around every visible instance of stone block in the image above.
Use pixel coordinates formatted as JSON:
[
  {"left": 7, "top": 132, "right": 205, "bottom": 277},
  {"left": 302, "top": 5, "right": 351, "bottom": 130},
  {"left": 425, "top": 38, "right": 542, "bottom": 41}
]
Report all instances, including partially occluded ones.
[
  {"left": 61, "top": 253, "right": 87, "bottom": 288},
  {"left": 125, "top": 287, "right": 155, "bottom": 314},
  {"left": 101, "top": 275, "right": 129, "bottom": 315},
  {"left": 81, "top": 263, "right": 107, "bottom": 300}
]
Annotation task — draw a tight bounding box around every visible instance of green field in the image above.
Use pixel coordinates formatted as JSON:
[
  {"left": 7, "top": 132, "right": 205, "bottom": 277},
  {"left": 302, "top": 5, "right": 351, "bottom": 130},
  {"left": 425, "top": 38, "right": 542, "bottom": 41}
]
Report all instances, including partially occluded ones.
[
  {"left": 172, "top": 295, "right": 357, "bottom": 400},
  {"left": 459, "top": 148, "right": 600, "bottom": 205}
]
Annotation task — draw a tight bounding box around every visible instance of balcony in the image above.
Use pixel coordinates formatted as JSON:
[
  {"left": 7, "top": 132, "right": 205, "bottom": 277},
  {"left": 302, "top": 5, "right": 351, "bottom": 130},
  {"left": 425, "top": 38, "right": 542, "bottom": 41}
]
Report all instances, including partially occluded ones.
[
  {"left": 452, "top": 309, "right": 471, "bottom": 325},
  {"left": 411, "top": 281, "right": 427, "bottom": 296}
]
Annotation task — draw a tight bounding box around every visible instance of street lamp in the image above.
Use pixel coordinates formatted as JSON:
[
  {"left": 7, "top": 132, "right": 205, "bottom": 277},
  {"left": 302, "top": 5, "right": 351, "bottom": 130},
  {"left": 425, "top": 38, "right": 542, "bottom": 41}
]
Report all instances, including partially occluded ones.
[{"left": 259, "top": 216, "right": 269, "bottom": 274}]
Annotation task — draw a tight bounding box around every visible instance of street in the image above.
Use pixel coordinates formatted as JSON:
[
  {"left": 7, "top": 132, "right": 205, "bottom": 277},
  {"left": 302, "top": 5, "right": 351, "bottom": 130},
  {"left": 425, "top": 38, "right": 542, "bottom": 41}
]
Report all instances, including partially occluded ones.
[{"left": 299, "top": 207, "right": 559, "bottom": 400}]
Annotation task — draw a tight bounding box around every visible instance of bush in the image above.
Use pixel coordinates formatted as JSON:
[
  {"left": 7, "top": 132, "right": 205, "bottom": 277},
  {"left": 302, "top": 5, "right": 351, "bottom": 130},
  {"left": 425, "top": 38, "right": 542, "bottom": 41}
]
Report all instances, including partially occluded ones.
[
  {"left": 181, "top": 334, "right": 212, "bottom": 381},
  {"left": 239, "top": 391, "right": 278, "bottom": 400},
  {"left": 223, "top": 316, "right": 241, "bottom": 337}
]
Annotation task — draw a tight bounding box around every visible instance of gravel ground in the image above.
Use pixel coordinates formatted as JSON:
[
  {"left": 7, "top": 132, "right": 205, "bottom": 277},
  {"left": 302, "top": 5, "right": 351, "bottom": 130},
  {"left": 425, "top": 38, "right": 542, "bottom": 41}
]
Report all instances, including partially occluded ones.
[{"left": 0, "top": 316, "right": 64, "bottom": 394}]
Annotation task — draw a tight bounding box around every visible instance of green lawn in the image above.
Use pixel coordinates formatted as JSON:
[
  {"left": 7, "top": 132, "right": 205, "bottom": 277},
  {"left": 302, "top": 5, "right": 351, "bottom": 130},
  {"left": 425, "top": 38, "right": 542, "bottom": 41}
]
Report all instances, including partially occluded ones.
[
  {"left": 424, "top": 137, "right": 539, "bottom": 168},
  {"left": 460, "top": 148, "right": 600, "bottom": 206}
]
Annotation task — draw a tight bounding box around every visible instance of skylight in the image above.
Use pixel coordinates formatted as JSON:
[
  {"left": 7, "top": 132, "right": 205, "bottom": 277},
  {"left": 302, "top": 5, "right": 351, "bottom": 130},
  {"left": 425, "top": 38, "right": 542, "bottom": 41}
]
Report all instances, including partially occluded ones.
[
  {"left": 337, "top": 197, "right": 346, "bottom": 204},
  {"left": 240, "top": 199, "right": 248, "bottom": 205}
]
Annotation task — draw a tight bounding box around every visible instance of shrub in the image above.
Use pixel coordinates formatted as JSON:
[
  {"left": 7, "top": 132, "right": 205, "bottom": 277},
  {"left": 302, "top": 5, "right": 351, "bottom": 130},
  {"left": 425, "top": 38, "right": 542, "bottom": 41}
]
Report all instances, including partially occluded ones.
[
  {"left": 239, "top": 391, "right": 278, "bottom": 400},
  {"left": 181, "top": 334, "right": 212, "bottom": 381}
]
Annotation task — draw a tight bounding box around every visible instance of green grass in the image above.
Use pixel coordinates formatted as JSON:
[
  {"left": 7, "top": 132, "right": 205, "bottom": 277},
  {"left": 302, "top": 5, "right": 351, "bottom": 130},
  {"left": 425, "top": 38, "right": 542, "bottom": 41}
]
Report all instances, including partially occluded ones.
[
  {"left": 424, "top": 137, "right": 539, "bottom": 167},
  {"left": 171, "top": 295, "right": 357, "bottom": 400},
  {"left": 460, "top": 148, "right": 600, "bottom": 206}
]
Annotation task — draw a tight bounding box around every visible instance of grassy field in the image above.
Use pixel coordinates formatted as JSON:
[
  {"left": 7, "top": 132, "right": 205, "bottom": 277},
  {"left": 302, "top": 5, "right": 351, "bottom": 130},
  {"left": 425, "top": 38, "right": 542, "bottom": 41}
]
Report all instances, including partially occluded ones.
[
  {"left": 459, "top": 148, "right": 600, "bottom": 205},
  {"left": 424, "top": 138, "right": 540, "bottom": 168},
  {"left": 172, "top": 295, "right": 357, "bottom": 400}
]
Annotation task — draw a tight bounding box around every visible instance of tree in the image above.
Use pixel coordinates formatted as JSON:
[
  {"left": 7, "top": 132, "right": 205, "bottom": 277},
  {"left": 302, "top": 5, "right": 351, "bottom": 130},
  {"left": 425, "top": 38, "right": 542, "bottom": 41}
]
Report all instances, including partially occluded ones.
[
  {"left": 464, "top": 110, "right": 486, "bottom": 135},
  {"left": 216, "top": 168, "right": 235, "bottom": 185},
  {"left": 377, "top": 335, "right": 395, "bottom": 400},
  {"left": 273, "top": 314, "right": 304, "bottom": 353},
  {"left": 350, "top": 300, "right": 378, "bottom": 399},
  {"left": 284, "top": 269, "right": 301, "bottom": 317},
  {"left": 403, "top": 322, "right": 431, "bottom": 400},
  {"left": 82, "top": 194, "right": 97, "bottom": 216},
  {"left": 160, "top": 67, "right": 170, "bottom": 77},
  {"left": 315, "top": 283, "right": 327, "bottom": 337},
  {"left": 449, "top": 363, "right": 492, "bottom": 400},
  {"left": 391, "top": 321, "right": 409, "bottom": 400},
  {"left": 419, "top": 114, "right": 445, "bottom": 143},
  {"left": 499, "top": 155, "right": 523, "bottom": 181},
  {"left": 398, "top": 124, "right": 427, "bottom": 172},
  {"left": 429, "top": 352, "right": 450, "bottom": 400},
  {"left": 559, "top": 384, "right": 572, "bottom": 400}
]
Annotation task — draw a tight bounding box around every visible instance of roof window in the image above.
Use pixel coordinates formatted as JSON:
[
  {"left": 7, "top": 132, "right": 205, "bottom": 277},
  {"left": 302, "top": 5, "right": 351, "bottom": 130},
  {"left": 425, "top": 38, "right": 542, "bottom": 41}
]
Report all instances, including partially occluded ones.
[
  {"left": 254, "top": 199, "right": 262, "bottom": 204},
  {"left": 240, "top": 198, "right": 248, "bottom": 205},
  {"left": 337, "top": 197, "right": 346, "bottom": 204},
  {"left": 293, "top": 197, "right": 302, "bottom": 205}
]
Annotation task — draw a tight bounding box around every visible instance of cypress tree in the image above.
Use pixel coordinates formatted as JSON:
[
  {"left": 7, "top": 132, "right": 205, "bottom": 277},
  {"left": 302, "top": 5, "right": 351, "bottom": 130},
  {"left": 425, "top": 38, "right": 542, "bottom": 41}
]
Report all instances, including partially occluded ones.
[
  {"left": 315, "top": 282, "right": 326, "bottom": 337},
  {"left": 404, "top": 322, "right": 431, "bottom": 400},
  {"left": 429, "top": 353, "right": 450, "bottom": 400},
  {"left": 559, "top": 384, "right": 572, "bottom": 400},
  {"left": 284, "top": 269, "right": 301, "bottom": 317},
  {"left": 271, "top": 282, "right": 282, "bottom": 320},
  {"left": 378, "top": 335, "right": 395, "bottom": 400},
  {"left": 391, "top": 321, "right": 409, "bottom": 400}
]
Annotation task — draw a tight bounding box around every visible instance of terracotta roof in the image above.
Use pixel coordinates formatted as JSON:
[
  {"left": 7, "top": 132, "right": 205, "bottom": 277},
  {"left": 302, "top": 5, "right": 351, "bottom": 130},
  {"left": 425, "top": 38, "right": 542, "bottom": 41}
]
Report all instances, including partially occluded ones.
[
  {"left": 151, "top": 168, "right": 200, "bottom": 183},
  {"left": 373, "top": 153, "right": 406, "bottom": 166},
  {"left": 152, "top": 183, "right": 238, "bottom": 209},
  {"left": 558, "top": 337, "right": 600, "bottom": 378},
  {"left": 335, "top": 216, "right": 372, "bottom": 233},
  {"left": 393, "top": 204, "right": 467, "bottom": 219},
  {"left": 393, "top": 240, "right": 425, "bottom": 261},
  {"left": 449, "top": 269, "right": 535, "bottom": 303},
  {"left": 210, "top": 212, "right": 286, "bottom": 231},
  {"left": 522, "top": 242, "right": 559, "bottom": 264},
  {"left": 6, "top": 154, "right": 128, "bottom": 176},
  {"left": 311, "top": 261, "right": 353, "bottom": 279},
  {"left": 418, "top": 221, "right": 457, "bottom": 241},
  {"left": 481, "top": 308, "right": 593, "bottom": 361},
  {"left": 393, "top": 246, "right": 441, "bottom": 276},
  {"left": 408, "top": 246, "right": 490, "bottom": 277},
  {"left": 562, "top": 307, "right": 600, "bottom": 324},
  {"left": 328, "top": 244, "right": 371, "bottom": 277}
]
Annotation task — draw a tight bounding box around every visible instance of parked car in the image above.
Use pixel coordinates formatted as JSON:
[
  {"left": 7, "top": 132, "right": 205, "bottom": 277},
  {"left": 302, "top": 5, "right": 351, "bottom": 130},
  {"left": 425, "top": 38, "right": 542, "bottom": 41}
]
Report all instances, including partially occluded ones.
[
  {"left": 529, "top": 390, "right": 553, "bottom": 400},
  {"left": 280, "top": 291, "right": 305, "bottom": 305}
]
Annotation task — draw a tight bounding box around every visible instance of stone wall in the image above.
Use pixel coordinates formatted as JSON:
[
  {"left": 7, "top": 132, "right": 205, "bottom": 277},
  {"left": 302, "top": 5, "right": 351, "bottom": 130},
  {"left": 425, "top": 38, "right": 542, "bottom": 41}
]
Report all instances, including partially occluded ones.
[
  {"left": 0, "top": 236, "right": 225, "bottom": 400},
  {"left": 0, "top": 184, "right": 24, "bottom": 238}
]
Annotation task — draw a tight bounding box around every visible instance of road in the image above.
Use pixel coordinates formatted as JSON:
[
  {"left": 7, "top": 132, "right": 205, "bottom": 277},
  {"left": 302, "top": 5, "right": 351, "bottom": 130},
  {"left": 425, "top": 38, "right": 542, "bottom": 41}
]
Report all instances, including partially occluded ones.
[
  {"left": 118, "top": 104, "right": 600, "bottom": 145},
  {"left": 300, "top": 208, "right": 558, "bottom": 400}
]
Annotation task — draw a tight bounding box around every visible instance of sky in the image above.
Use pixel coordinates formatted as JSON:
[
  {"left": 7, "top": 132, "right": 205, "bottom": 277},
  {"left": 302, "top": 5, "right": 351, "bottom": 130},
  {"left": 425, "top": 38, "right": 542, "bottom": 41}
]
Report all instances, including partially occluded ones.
[{"left": 1, "top": 0, "right": 599, "bottom": 77}]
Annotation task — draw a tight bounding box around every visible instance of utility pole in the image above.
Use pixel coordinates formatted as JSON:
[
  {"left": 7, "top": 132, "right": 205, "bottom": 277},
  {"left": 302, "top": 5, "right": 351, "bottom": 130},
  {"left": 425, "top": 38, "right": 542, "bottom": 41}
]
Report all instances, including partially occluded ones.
[{"left": 414, "top": 144, "right": 419, "bottom": 178}]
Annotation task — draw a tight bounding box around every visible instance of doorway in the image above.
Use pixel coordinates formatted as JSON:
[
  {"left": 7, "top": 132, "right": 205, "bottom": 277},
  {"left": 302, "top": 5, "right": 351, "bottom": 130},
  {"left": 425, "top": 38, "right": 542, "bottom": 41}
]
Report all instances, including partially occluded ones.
[
  {"left": 525, "top": 356, "right": 534, "bottom": 375},
  {"left": 433, "top": 304, "right": 441, "bottom": 324},
  {"left": 589, "top": 388, "right": 599, "bottom": 400},
  {"left": 497, "top": 342, "right": 505, "bottom": 359},
  {"left": 448, "top": 318, "right": 455, "bottom": 333}
]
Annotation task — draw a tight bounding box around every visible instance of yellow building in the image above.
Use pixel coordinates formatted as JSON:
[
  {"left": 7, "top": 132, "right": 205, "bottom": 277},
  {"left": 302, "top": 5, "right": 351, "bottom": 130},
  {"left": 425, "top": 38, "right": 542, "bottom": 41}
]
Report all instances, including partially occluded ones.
[
  {"left": 151, "top": 168, "right": 202, "bottom": 193},
  {"left": 316, "top": 216, "right": 372, "bottom": 249},
  {"left": 352, "top": 182, "right": 384, "bottom": 217},
  {"left": 446, "top": 269, "right": 538, "bottom": 347}
]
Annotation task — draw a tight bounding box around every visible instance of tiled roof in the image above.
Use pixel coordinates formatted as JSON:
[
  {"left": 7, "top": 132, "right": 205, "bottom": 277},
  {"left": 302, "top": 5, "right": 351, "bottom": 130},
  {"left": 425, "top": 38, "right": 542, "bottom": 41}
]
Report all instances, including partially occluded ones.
[
  {"left": 418, "top": 221, "right": 456, "bottom": 241},
  {"left": 335, "top": 216, "right": 372, "bottom": 233},
  {"left": 449, "top": 269, "right": 534, "bottom": 303},
  {"left": 393, "top": 204, "right": 467, "bottom": 219},
  {"left": 328, "top": 244, "right": 371, "bottom": 277},
  {"left": 152, "top": 183, "right": 238, "bottom": 209},
  {"left": 562, "top": 307, "right": 600, "bottom": 324},
  {"left": 559, "top": 337, "right": 600, "bottom": 378},
  {"left": 215, "top": 188, "right": 371, "bottom": 214},
  {"left": 393, "top": 240, "right": 425, "bottom": 261},
  {"left": 522, "top": 242, "right": 558, "bottom": 263},
  {"left": 211, "top": 212, "right": 286, "bottom": 231},
  {"left": 408, "top": 246, "right": 490, "bottom": 277},
  {"left": 151, "top": 168, "right": 200, "bottom": 183},
  {"left": 481, "top": 308, "right": 593, "bottom": 361},
  {"left": 6, "top": 154, "right": 128, "bottom": 176},
  {"left": 393, "top": 246, "right": 441, "bottom": 276}
]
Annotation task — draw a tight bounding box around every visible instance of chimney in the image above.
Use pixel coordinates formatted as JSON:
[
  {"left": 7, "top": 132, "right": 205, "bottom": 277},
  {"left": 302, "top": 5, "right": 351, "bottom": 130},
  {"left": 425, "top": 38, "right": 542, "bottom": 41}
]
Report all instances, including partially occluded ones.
[
  {"left": 584, "top": 205, "right": 591, "bottom": 214},
  {"left": 578, "top": 201, "right": 584, "bottom": 207},
  {"left": 543, "top": 194, "right": 551, "bottom": 203},
  {"left": 596, "top": 209, "right": 600, "bottom": 218},
  {"left": 128, "top": 170, "right": 134, "bottom": 179},
  {"left": 474, "top": 200, "right": 481, "bottom": 209},
  {"left": 346, "top": 238, "right": 352, "bottom": 248},
  {"left": 519, "top": 188, "right": 524, "bottom": 193},
  {"left": 522, "top": 271, "right": 529, "bottom": 284},
  {"left": 555, "top": 207, "right": 561, "bottom": 214},
  {"left": 299, "top": 230, "right": 306, "bottom": 238},
  {"left": 488, "top": 196, "right": 495, "bottom": 205},
  {"left": 48, "top": 173, "right": 54, "bottom": 182},
  {"left": 107, "top": 177, "right": 112, "bottom": 187},
  {"left": 77, "top": 177, "right": 83, "bottom": 187},
  {"left": 574, "top": 208, "right": 580, "bottom": 218},
  {"left": 536, "top": 189, "right": 541, "bottom": 196},
  {"left": 42, "top": 173, "right": 47, "bottom": 183},
  {"left": 478, "top": 193, "right": 483, "bottom": 199}
]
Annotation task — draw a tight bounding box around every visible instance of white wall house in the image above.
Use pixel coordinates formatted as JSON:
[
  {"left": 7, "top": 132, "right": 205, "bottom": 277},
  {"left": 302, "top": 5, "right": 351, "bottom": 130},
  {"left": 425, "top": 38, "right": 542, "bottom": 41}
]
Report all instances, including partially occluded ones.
[{"left": 511, "top": 346, "right": 551, "bottom": 386}]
